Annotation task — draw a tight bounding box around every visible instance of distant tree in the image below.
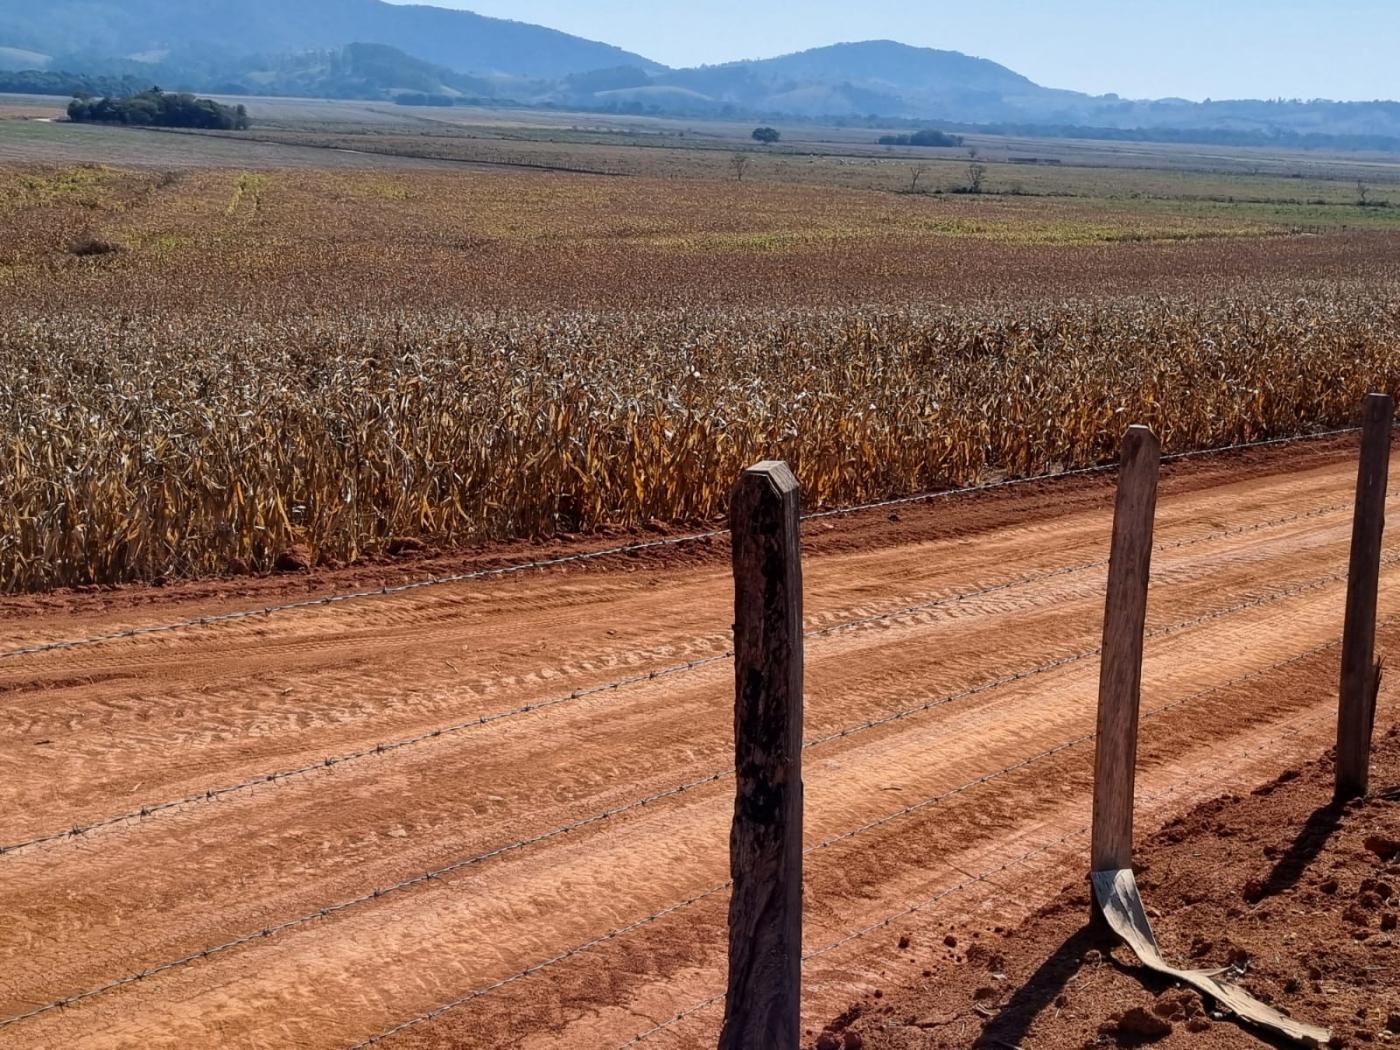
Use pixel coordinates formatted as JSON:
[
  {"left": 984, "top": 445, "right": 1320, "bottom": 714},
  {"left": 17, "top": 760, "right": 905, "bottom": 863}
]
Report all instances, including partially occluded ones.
[
  {"left": 876, "top": 129, "right": 963, "bottom": 148},
  {"left": 67, "top": 88, "right": 250, "bottom": 130},
  {"left": 730, "top": 152, "right": 751, "bottom": 181},
  {"left": 1358, "top": 179, "right": 1371, "bottom": 206},
  {"left": 966, "top": 162, "right": 987, "bottom": 194},
  {"left": 751, "top": 126, "right": 780, "bottom": 144},
  {"left": 907, "top": 164, "right": 928, "bottom": 193}
]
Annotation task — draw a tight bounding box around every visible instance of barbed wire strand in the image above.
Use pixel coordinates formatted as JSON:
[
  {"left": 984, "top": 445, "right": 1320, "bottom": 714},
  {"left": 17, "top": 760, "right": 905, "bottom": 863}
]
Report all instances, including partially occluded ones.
[
  {"left": 0, "top": 426, "right": 1363, "bottom": 663},
  {"left": 804, "top": 554, "right": 1393, "bottom": 752},
  {"left": 619, "top": 703, "right": 1353, "bottom": 1048},
  {"left": 4, "top": 589, "right": 1371, "bottom": 1035},
  {"left": 0, "top": 500, "right": 1352, "bottom": 859},
  {"left": 803, "top": 425, "right": 1363, "bottom": 523},
  {"left": 357, "top": 669, "right": 1353, "bottom": 1050}
]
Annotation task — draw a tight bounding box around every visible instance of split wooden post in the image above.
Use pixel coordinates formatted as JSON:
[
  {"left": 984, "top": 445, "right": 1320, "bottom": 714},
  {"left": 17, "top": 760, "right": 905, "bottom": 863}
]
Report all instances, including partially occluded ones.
[
  {"left": 719, "top": 461, "right": 804, "bottom": 1050},
  {"left": 1091, "top": 426, "right": 1162, "bottom": 879},
  {"left": 1336, "top": 393, "right": 1394, "bottom": 801}
]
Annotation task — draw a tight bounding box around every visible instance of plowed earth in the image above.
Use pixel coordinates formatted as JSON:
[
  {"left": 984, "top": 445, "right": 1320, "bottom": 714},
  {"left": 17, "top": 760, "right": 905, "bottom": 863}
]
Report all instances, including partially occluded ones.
[
  {"left": 814, "top": 730, "right": 1400, "bottom": 1050},
  {"left": 1, "top": 436, "right": 1394, "bottom": 1049}
]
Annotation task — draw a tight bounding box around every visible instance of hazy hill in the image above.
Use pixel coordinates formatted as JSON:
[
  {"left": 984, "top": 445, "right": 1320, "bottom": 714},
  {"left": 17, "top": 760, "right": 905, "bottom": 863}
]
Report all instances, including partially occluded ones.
[
  {"left": 0, "top": 0, "right": 662, "bottom": 78},
  {"left": 654, "top": 41, "right": 1086, "bottom": 120},
  {"left": 4, "top": 2, "right": 1399, "bottom": 148},
  {"left": 234, "top": 43, "right": 498, "bottom": 101}
]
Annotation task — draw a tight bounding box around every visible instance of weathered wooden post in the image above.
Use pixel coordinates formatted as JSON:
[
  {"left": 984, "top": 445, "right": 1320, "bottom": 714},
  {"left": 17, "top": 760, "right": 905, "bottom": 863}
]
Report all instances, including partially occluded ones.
[
  {"left": 1337, "top": 393, "right": 1393, "bottom": 801},
  {"left": 1091, "top": 426, "right": 1161, "bottom": 882},
  {"left": 719, "top": 461, "right": 804, "bottom": 1050}
]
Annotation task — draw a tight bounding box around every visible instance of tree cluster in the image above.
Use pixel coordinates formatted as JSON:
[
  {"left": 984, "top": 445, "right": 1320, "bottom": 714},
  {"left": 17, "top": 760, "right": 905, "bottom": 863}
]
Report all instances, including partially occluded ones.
[
  {"left": 877, "top": 129, "right": 964, "bottom": 147},
  {"left": 394, "top": 92, "right": 455, "bottom": 107},
  {"left": 67, "top": 88, "right": 249, "bottom": 130}
]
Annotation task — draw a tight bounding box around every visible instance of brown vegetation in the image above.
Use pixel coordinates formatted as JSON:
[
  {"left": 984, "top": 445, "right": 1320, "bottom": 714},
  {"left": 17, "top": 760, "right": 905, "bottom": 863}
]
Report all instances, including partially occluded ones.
[{"left": 2, "top": 162, "right": 1399, "bottom": 591}]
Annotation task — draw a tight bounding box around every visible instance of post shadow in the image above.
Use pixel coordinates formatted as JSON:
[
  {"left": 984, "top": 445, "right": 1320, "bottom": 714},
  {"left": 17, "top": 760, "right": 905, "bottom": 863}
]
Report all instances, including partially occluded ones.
[
  {"left": 1245, "top": 800, "right": 1346, "bottom": 903},
  {"left": 971, "top": 923, "right": 1109, "bottom": 1049}
]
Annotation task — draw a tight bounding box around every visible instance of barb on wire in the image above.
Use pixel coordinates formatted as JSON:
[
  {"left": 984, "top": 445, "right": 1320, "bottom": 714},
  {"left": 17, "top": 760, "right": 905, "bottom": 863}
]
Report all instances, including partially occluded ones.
[
  {"left": 0, "top": 426, "right": 1361, "bottom": 663},
  {"left": 1, "top": 500, "right": 1352, "bottom": 859},
  {"left": 805, "top": 555, "right": 1386, "bottom": 753}
]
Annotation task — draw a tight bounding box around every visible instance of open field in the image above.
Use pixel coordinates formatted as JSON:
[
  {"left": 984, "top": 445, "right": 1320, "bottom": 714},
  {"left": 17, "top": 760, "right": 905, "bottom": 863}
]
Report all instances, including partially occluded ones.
[
  {"left": 0, "top": 439, "right": 1395, "bottom": 1048},
  {"left": 7, "top": 91, "right": 1400, "bottom": 190},
  {"left": 3, "top": 109, "right": 1400, "bottom": 591}
]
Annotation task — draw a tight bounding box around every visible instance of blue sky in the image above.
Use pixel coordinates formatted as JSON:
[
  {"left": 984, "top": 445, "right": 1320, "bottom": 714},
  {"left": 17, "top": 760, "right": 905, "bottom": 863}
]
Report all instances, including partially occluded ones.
[{"left": 388, "top": 0, "right": 1398, "bottom": 101}]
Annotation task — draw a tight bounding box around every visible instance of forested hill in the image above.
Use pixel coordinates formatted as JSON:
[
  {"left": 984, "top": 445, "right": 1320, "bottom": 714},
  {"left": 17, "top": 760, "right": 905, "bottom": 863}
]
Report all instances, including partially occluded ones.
[
  {"left": 3, "top": 3, "right": 1399, "bottom": 146},
  {"left": 0, "top": 0, "right": 662, "bottom": 79}
]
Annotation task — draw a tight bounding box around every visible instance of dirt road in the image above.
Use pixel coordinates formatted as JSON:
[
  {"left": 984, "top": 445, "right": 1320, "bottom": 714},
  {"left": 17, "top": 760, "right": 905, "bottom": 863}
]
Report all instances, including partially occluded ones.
[{"left": 0, "top": 437, "right": 1394, "bottom": 1050}]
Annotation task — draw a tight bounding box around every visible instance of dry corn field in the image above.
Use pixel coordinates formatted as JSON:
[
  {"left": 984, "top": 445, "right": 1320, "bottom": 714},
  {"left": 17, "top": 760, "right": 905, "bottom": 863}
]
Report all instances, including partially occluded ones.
[
  {"left": 6, "top": 296, "right": 1400, "bottom": 591},
  {"left": 2, "top": 162, "right": 1400, "bottom": 591}
]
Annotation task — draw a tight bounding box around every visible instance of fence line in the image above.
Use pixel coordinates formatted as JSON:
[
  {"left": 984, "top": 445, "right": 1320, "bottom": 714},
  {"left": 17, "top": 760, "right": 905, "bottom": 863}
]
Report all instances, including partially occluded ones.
[
  {"left": 359, "top": 423, "right": 1392, "bottom": 1050},
  {"left": 0, "top": 500, "right": 1354, "bottom": 859},
  {"left": 0, "top": 426, "right": 1362, "bottom": 663},
  {"left": 6, "top": 606, "right": 1365, "bottom": 1037},
  {"left": 354, "top": 665, "right": 1356, "bottom": 1050},
  {"left": 0, "top": 557, "right": 1379, "bottom": 1038},
  {"left": 619, "top": 702, "right": 1352, "bottom": 1049}
]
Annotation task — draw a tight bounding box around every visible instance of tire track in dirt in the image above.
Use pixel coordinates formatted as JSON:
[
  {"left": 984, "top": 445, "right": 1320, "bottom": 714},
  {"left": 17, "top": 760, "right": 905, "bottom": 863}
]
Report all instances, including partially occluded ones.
[
  {"left": 0, "top": 472, "right": 1360, "bottom": 846},
  {"left": 0, "top": 446, "right": 1390, "bottom": 1049}
]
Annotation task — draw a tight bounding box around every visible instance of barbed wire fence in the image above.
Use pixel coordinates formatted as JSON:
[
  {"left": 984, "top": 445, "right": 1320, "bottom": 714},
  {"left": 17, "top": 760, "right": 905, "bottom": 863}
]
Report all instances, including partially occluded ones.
[
  {"left": 4, "top": 581, "right": 1386, "bottom": 1034},
  {"left": 0, "top": 498, "right": 1357, "bottom": 859},
  {"left": 617, "top": 701, "right": 1350, "bottom": 1049},
  {"left": 0, "top": 419, "right": 1388, "bottom": 1048}
]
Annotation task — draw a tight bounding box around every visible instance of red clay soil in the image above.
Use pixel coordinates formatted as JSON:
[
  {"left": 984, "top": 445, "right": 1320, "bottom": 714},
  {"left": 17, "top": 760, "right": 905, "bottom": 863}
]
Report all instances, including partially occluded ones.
[
  {"left": 812, "top": 729, "right": 1400, "bottom": 1050},
  {"left": 2, "top": 432, "right": 1394, "bottom": 1049}
]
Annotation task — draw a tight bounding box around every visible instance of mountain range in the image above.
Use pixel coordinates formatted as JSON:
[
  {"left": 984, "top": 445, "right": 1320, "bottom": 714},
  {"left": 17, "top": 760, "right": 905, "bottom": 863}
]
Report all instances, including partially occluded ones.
[{"left": 4, "top": 0, "right": 1400, "bottom": 149}]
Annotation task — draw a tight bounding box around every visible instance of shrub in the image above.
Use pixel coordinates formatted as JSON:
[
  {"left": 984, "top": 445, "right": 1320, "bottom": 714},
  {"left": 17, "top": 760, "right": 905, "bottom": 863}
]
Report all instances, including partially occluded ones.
[{"left": 67, "top": 231, "right": 122, "bottom": 257}]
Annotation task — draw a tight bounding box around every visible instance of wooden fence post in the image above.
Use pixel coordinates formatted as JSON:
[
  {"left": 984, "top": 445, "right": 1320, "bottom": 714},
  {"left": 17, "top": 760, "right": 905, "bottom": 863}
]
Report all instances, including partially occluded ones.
[
  {"left": 719, "top": 461, "right": 804, "bottom": 1050},
  {"left": 1337, "top": 393, "right": 1394, "bottom": 801},
  {"left": 1091, "top": 426, "right": 1162, "bottom": 879}
]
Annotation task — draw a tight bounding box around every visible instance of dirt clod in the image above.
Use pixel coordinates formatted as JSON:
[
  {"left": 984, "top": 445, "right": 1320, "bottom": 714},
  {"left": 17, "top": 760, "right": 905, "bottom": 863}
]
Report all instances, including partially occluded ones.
[
  {"left": 273, "top": 547, "right": 310, "bottom": 573},
  {"left": 1104, "top": 1006, "right": 1173, "bottom": 1042},
  {"left": 1343, "top": 903, "right": 1372, "bottom": 927},
  {"left": 1366, "top": 835, "right": 1400, "bottom": 862}
]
